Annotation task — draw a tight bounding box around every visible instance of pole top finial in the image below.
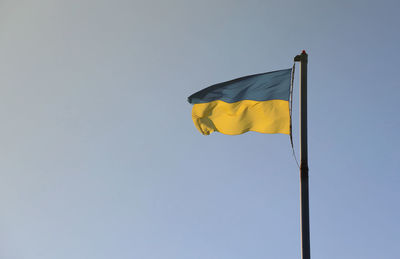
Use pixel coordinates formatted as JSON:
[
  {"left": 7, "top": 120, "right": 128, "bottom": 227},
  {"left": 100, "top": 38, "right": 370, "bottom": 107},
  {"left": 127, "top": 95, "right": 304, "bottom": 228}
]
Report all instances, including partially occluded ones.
[{"left": 294, "top": 50, "right": 308, "bottom": 62}]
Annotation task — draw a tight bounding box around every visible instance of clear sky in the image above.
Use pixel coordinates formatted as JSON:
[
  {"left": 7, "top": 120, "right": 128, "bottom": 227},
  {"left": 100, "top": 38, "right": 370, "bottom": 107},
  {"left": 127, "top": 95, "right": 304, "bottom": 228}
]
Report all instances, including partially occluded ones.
[{"left": 1, "top": 0, "right": 399, "bottom": 258}]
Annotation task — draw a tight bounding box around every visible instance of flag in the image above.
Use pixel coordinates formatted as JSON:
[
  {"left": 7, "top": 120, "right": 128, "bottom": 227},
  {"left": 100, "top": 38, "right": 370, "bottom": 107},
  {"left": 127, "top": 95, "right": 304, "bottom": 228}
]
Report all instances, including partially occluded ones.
[{"left": 187, "top": 68, "right": 292, "bottom": 135}]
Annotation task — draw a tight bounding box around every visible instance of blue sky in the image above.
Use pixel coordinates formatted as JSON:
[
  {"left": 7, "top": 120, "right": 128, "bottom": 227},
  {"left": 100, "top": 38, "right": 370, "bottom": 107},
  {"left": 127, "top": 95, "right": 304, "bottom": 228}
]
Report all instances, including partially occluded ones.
[{"left": 0, "top": 0, "right": 399, "bottom": 258}]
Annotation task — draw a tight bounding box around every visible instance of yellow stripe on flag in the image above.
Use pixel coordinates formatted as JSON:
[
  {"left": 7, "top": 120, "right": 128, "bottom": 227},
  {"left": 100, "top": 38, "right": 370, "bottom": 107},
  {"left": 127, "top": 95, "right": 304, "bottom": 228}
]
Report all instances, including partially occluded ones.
[{"left": 192, "top": 99, "right": 290, "bottom": 135}]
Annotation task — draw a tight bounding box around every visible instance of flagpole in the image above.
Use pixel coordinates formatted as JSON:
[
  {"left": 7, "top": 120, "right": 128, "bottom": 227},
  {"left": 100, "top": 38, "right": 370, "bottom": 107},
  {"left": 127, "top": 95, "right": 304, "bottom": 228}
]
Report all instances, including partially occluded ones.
[{"left": 294, "top": 50, "right": 310, "bottom": 259}]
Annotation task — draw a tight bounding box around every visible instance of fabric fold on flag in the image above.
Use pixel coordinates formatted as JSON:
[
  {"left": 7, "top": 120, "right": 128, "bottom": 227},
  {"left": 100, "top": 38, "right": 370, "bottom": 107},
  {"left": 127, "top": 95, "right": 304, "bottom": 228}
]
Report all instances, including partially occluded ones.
[{"left": 188, "top": 68, "right": 292, "bottom": 135}]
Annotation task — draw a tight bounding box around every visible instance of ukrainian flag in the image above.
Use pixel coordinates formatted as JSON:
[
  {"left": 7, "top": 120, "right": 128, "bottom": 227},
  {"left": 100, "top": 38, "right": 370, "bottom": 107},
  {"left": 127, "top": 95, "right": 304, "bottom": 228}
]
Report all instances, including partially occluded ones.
[{"left": 188, "top": 68, "right": 293, "bottom": 135}]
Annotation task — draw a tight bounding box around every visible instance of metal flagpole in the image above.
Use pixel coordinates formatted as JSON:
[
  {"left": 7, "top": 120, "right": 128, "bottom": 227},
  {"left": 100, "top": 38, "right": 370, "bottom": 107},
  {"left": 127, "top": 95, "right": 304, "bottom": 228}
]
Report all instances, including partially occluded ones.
[{"left": 294, "top": 50, "right": 310, "bottom": 259}]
